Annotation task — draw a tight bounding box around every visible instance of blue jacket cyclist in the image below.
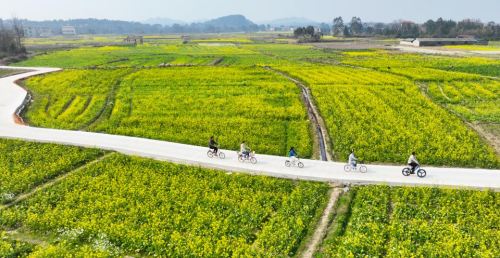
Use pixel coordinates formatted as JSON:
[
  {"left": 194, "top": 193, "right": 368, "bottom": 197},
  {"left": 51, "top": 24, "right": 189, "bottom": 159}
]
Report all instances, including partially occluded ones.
[{"left": 289, "top": 147, "right": 298, "bottom": 158}]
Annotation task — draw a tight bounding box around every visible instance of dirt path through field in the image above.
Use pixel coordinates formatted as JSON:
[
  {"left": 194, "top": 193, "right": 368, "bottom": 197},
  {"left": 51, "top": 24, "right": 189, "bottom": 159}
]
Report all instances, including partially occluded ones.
[
  {"left": 265, "top": 67, "right": 333, "bottom": 161},
  {"left": 302, "top": 188, "right": 342, "bottom": 258},
  {"left": 0, "top": 152, "right": 115, "bottom": 211},
  {"left": 419, "top": 84, "right": 500, "bottom": 156},
  {"left": 468, "top": 123, "right": 500, "bottom": 155}
]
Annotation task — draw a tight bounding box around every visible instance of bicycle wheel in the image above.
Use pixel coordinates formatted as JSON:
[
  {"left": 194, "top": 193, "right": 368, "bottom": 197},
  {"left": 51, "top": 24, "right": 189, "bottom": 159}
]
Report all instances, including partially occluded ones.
[
  {"left": 219, "top": 152, "right": 225, "bottom": 159},
  {"left": 250, "top": 157, "right": 257, "bottom": 164},
  {"left": 207, "top": 151, "right": 213, "bottom": 158},
  {"left": 360, "top": 165, "right": 367, "bottom": 173},
  {"left": 344, "top": 164, "right": 351, "bottom": 172},
  {"left": 298, "top": 162, "right": 304, "bottom": 168},
  {"left": 285, "top": 160, "right": 291, "bottom": 167},
  {"left": 417, "top": 169, "right": 426, "bottom": 178},
  {"left": 402, "top": 168, "right": 411, "bottom": 176},
  {"left": 238, "top": 156, "right": 244, "bottom": 163}
]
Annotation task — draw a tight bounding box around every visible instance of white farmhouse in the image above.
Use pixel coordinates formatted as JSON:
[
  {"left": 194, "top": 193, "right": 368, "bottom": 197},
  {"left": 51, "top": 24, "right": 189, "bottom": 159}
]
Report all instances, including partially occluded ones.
[
  {"left": 23, "top": 26, "right": 54, "bottom": 38},
  {"left": 62, "top": 26, "right": 77, "bottom": 37}
]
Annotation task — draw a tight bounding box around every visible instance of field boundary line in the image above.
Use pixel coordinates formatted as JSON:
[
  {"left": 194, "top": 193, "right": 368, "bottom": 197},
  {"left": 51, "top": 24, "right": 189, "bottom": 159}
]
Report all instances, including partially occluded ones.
[
  {"left": 301, "top": 188, "right": 342, "bottom": 258},
  {"left": 0, "top": 152, "right": 116, "bottom": 211},
  {"left": 265, "top": 67, "right": 332, "bottom": 161},
  {"left": 419, "top": 83, "right": 500, "bottom": 156},
  {"left": 436, "top": 83, "right": 452, "bottom": 101}
]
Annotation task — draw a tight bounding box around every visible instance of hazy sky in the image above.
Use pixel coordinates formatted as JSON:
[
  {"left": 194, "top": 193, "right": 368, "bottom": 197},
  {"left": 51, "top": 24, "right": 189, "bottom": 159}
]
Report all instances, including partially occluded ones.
[{"left": 2, "top": 0, "right": 499, "bottom": 24}]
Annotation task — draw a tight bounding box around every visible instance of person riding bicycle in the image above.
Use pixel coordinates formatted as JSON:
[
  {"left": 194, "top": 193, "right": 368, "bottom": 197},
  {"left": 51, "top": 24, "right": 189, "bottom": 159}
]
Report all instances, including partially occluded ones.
[
  {"left": 349, "top": 149, "right": 358, "bottom": 168},
  {"left": 241, "top": 141, "right": 250, "bottom": 158},
  {"left": 209, "top": 136, "right": 219, "bottom": 156},
  {"left": 289, "top": 147, "right": 298, "bottom": 160},
  {"left": 408, "top": 152, "right": 420, "bottom": 174}
]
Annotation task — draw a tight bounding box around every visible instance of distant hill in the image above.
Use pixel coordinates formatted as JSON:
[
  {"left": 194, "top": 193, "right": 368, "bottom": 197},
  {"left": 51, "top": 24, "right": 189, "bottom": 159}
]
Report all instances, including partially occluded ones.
[
  {"left": 17, "top": 15, "right": 258, "bottom": 35},
  {"left": 256, "top": 17, "right": 321, "bottom": 27},
  {"left": 191, "top": 18, "right": 209, "bottom": 23},
  {"left": 20, "top": 18, "right": 163, "bottom": 34},
  {"left": 204, "top": 15, "right": 255, "bottom": 28},
  {"left": 143, "top": 17, "right": 188, "bottom": 26}
]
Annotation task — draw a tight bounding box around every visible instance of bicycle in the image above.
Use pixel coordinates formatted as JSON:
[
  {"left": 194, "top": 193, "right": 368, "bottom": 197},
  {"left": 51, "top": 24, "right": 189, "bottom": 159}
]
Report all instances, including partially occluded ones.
[
  {"left": 207, "top": 144, "right": 225, "bottom": 159},
  {"left": 285, "top": 155, "right": 304, "bottom": 168},
  {"left": 237, "top": 150, "right": 257, "bottom": 164},
  {"left": 344, "top": 161, "right": 367, "bottom": 173},
  {"left": 402, "top": 165, "right": 426, "bottom": 178}
]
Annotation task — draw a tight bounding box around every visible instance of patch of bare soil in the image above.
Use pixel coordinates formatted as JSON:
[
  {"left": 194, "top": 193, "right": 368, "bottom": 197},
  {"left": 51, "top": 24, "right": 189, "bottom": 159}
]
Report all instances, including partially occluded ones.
[
  {"left": 13, "top": 114, "right": 28, "bottom": 126},
  {"left": 470, "top": 123, "right": 500, "bottom": 155},
  {"left": 2, "top": 233, "right": 46, "bottom": 246},
  {"left": 303, "top": 42, "right": 394, "bottom": 50}
]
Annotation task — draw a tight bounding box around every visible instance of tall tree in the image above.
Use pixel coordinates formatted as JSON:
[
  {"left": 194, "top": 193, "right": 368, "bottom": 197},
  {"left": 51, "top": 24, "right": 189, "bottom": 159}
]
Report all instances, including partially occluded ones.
[
  {"left": 349, "top": 17, "right": 363, "bottom": 35},
  {"left": 305, "top": 25, "right": 315, "bottom": 36},
  {"left": 343, "top": 25, "right": 350, "bottom": 37},
  {"left": 332, "top": 16, "right": 344, "bottom": 36},
  {"left": 11, "top": 15, "right": 24, "bottom": 51}
]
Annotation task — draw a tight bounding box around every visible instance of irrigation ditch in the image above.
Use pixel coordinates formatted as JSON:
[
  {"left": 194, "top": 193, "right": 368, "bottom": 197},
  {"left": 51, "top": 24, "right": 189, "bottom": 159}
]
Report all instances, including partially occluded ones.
[{"left": 265, "top": 66, "right": 332, "bottom": 161}]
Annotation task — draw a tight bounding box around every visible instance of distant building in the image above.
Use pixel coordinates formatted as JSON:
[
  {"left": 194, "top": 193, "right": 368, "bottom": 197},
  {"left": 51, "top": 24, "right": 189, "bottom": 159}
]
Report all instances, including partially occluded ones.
[
  {"left": 123, "top": 36, "right": 143, "bottom": 44},
  {"left": 23, "top": 26, "right": 37, "bottom": 38},
  {"left": 37, "top": 27, "right": 53, "bottom": 37},
  {"left": 400, "top": 21, "right": 415, "bottom": 28},
  {"left": 62, "top": 26, "right": 77, "bottom": 37},
  {"left": 23, "top": 26, "right": 54, "bottom": 38},
  {"left": 400, "top": 38, "right": 488, "bottom": 47}
]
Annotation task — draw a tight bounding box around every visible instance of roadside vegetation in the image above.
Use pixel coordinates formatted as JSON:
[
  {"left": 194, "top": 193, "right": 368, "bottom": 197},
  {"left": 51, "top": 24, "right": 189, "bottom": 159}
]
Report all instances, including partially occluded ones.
[{"left": 319, "top": 185, "right": 500, "bottom": 257}]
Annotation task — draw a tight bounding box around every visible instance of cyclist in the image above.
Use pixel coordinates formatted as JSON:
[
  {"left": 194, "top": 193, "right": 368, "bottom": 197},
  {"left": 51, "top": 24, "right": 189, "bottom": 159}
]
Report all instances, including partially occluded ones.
[
  {"left": 349, "top": 149, "right": 358, "bottom": 168},
  {"left": 241, "top": 141, "right": 250, "bottom": 158},
  {"left": 209, "top": 136, "right": 219, "bottom": 156},
  {"left": 289, "top": 147, "right": 298, "bottom": 161},
  {"left": 408, "top": 152, "right": 420, "bottom": 174}
]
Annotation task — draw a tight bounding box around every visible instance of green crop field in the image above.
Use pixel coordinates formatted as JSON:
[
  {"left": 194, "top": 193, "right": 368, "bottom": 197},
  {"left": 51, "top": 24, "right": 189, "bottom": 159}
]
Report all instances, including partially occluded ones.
[
  {"left": 0, "top": 153, "right": 329, "bottom": 257},
  {"left": 0, "top": 139, "right": 104, "bottom": 204},
  {"left": 14, "top": 42, "right": 500, "bottom": 166},
  {"left": 275, "top": 65, "right": 500, "bottom": 168},
  {"left": 4, "top": 35, "right": 500, "bottom": 256},
  {"left": 23, "top": 66, "right": 313, "bottom": 157},
  {"left": 319, "top": 185, "right": 500, "bottom": 257}
]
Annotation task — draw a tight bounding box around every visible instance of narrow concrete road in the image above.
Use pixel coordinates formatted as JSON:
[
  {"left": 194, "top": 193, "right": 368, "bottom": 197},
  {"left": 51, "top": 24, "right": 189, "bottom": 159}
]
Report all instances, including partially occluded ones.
[{"left": 1, "top": 66, "right": 499, "bottom": 189}]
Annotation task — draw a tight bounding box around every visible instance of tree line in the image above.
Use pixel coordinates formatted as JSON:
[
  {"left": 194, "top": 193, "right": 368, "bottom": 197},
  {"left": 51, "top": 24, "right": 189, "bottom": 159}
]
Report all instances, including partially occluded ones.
[
  {"left": 293, "top": 26, "right": 322, "bottom": 42},
  {"left": 2, "top": 15, "right": 267, "bottom": 35},
  {"left": 330, "top": 16, "right": 500, "bottom": 39}
]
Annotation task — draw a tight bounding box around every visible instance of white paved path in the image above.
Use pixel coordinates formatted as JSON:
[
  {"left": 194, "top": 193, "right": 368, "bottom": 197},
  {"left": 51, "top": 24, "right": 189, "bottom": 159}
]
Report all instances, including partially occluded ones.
[{"left": 1, "top": 66, "right": 499, "bottom": 189}]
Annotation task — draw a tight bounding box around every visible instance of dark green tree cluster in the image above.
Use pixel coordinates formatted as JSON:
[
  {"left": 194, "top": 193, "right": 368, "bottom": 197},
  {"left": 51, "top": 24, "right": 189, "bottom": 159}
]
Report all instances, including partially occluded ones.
[
  {"left": 422, "top": 18, "right": 499, "bottom": 39},
  {"left": 329, "top": 15, "right": 500, "bottom": 39},
  {"left": 294, "top": 26, "right": 322, "bottom": 42}
]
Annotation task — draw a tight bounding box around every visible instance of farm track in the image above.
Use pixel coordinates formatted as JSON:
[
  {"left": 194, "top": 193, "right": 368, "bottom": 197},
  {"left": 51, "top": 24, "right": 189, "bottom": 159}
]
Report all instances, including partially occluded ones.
[
  {"left": 265, "top": 66, "right": 332, "bottom": 161},
  {"left": 419, "top": 84, "right": 500, "bottom": 156},
  {"left": 0, "top": 66, "right": 500, "bottom": 189},
  {"left": 0, "top": 152, "right": 115, "bottom": 212},
  {"left": 2, "top": 232, "right": 47, "bottom": 246},
  {"left": 301, "top": 188, "right": 342, "bottom": 258}
]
